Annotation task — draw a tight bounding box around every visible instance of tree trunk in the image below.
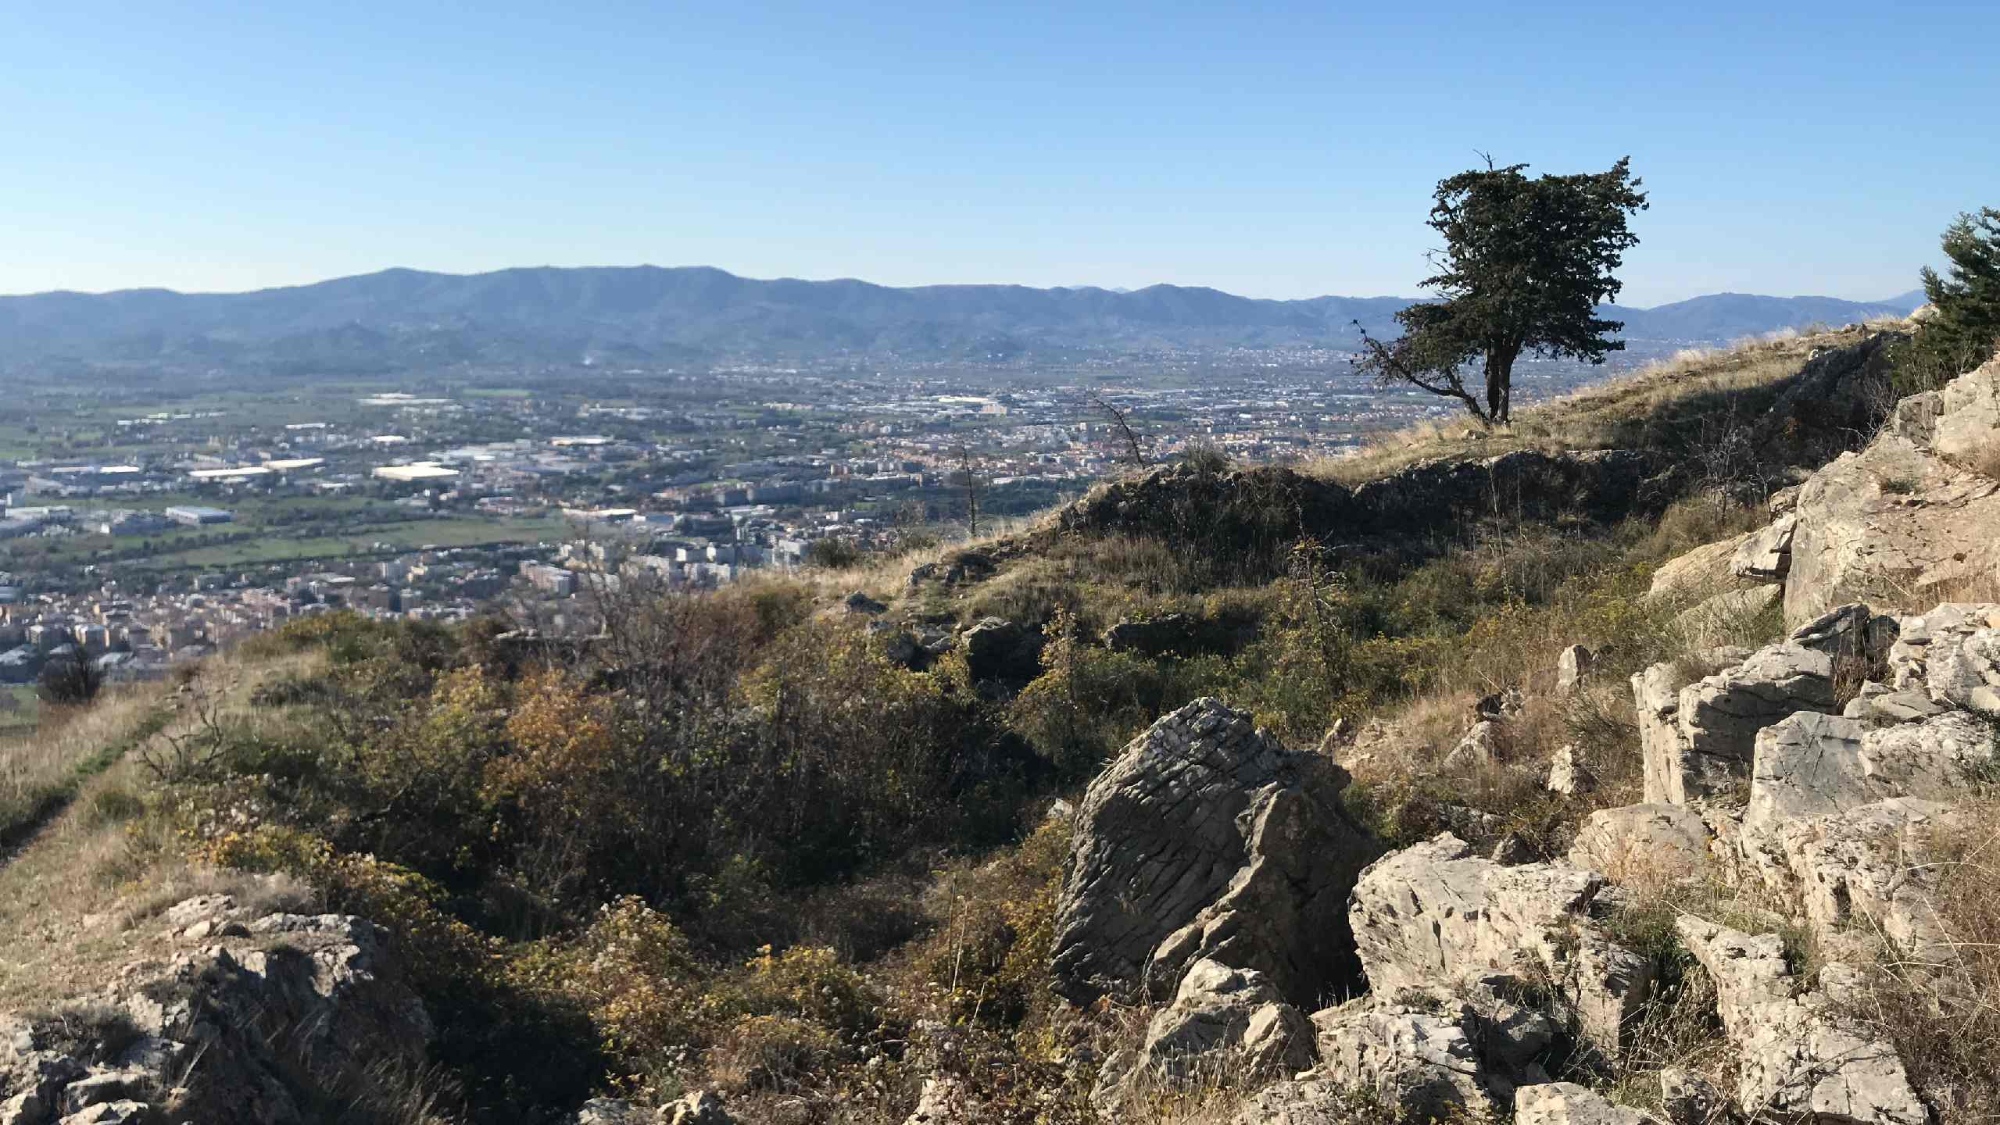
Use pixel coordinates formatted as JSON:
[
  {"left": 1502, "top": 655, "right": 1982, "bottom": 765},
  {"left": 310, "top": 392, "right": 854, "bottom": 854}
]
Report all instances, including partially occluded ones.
[{"left": 1485, "top": 347, "right": 1519, "bottom": 424}]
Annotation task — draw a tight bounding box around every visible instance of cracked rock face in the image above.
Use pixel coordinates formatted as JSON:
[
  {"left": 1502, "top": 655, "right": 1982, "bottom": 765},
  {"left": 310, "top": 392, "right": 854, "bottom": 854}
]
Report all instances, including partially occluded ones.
[
  {"left": 1784, "top": 351, "right": 2000, "bottom": 628},
  {"left": 1050, "top": 698, "right": 1373, "bottom": 1009},
  {"left": 1634, "top": 606, "right": 1895, "bottom": 805},
  {"left": 1744, "top": 709, "right": 1995, "bottom": 834},
  {"left": 1311, "top": 999, "right": 1494, "bottom": 1120},
  {"left": 1675, "top": 918, "right": 1925, "bottom": 1125},
  {"left": 1347, "top": 834, "right": 1653, "bottom": 1054}
]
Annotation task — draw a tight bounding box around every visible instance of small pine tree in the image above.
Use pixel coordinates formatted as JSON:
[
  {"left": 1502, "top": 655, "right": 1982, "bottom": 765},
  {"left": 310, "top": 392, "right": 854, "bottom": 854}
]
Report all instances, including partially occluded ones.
[{"left": 1895, "top": 207, "right": 2000, "bottom": 394}]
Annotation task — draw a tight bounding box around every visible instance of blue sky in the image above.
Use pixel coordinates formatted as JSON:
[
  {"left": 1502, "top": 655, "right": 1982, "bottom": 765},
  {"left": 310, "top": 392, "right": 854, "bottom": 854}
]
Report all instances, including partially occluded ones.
[{"left": 3, "top": 1, "right": 1994, "bottom": 304}]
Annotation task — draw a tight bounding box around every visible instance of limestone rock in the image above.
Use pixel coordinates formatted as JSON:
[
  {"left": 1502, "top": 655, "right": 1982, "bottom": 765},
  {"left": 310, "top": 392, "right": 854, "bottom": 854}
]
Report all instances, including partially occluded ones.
[
  {"left": 1348, "top": 835, "right": 1652, "bottom": 1051},
  {"left": 1673, "top": 584, "right": 1782, "bottom": 648},
  {"left": 1515, "top": 1082, "right": 1662, "bottom": 1125},
  {"left": 1675, "top": 918, "right": 1924, "bottom": 1125},
  {"left": 58, "top": 1103, "right": 150, "bottom": 1125},
  {"left": 1646, "top": 533, "right": 1757, "bottom": 605},
  {"left": 1774, "top": 797, "right": 1955, "bottom": 963},
  {"left": 1226, "top": 1076, "right": 1386, "bottom": 1125},
  {"left": 1050, "top": 699, "right": 1371, "bottom": 1009},
  {"left": 1566, "top": 803, "right": 1711, "bottom": 885},
  {"left": 902, "top": 1077, "right": 970, "bottom": 1125},
  {"left": 1784, "top": 352, "right": 2000, "bottom": 627},
  {"left": 0, "top": 903, "right": 432, "bottom": 1125},
  {"left": 1117, "top": 960, "right": 1314, "bottom": 1094},
  {"left": 1311, "top": 999, "right": 1493, "bottom": 1120},
  {"left": 960, "top": 617, "right": 1044, "bottom": 690},
  {"left": 1557, "top": 645, "right": 1596, "bottom": 693},
  {"left": 1744, "top": 709, "right": 1996, "bottom": 833},
  {"left": 1657, "top": 1067, "right": 1725, "bottom": 1125},
  {"left": 1635, "top": 608, "right": 1891, "bottom": 806},
  {"left": 1632, "top": 647, "right": 1746, "bottom": 805},
  {"left": 1446, "top": 719, "right": 1506, "bottom": 768},
  {"left": 1546, "top": 745, "right": 1595, "bottom": 796},
  {"left": 666, "top": 1090, "right": 734, "bottom": 1125},
  {"left": 571, "top": 1098, "right": 652, "bottom": 1125},
  {"left": 1730, "top": 514, "right": 1797, "bottom": 581},
  {"left": 1885, "top": 602, "right": 2000, "bottom": 698}
]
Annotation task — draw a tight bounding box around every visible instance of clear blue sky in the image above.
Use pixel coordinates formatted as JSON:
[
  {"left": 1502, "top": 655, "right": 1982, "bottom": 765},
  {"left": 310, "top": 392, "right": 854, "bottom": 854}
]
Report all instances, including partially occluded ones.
[{"left": 4, "top": 1, "right": 1994, "bottom": 305}]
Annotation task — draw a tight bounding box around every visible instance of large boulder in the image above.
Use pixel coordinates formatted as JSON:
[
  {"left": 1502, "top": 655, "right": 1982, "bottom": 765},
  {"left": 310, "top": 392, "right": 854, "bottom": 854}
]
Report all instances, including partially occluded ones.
[
  {"left": 1347, "top": 835, "right": 1652, "bottom": 1053},
  {"left": 1785, "top": 351, "right": 2000, "bottom": 627},
  {"left": 1675, "top": 918, "right": 1925, "bottom": 1125},
  {"left": 1050, "top": 699, "right": 1373, "bottom": 1009}
]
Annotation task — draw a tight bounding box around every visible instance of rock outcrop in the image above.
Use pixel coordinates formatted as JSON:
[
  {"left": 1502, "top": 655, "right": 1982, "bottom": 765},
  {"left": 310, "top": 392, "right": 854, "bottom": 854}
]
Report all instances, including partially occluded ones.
[
  {"left": 1566, "top": 803, "right": 1712, "bottom": 885},
  {"left": 1785, "top": 350, "right": 2000, "bottom": 626},
  {"left": 1347, "top": 834, "right": 1653, "bottom": 1053},
  {"left": 1515, "top": 1082, "right": 1661, "bottom": 1125},
  {"left": 1632, "top": 605, "right": 1893, "bottom": 805},
  {"left": 0, "top": 898, "right": 431, "bottom": 1125},
  {"left": 1093, "top": 959, "right": 1315, "bottom": 1113},
  {"left": 1053, "top": 451, "right": 1676, "bottom": 580},
  {"left": 960, "top": 617, "right": 1045, "bottom": 691},
  {"left": 1050, "top": 699, "right": 1374, "bottom": 1010},
  {"left": 1676, "top": 919, "right": 1924, "bottom": 1125},
  {"left": 1647, "top": 533, "right": 1758, "bottom": 605}
]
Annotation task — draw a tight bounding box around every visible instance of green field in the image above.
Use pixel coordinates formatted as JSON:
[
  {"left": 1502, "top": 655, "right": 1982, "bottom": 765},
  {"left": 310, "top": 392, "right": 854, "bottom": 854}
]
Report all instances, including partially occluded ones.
[{"left": 114, "top": 514, "right": 570, "bottom": 573}]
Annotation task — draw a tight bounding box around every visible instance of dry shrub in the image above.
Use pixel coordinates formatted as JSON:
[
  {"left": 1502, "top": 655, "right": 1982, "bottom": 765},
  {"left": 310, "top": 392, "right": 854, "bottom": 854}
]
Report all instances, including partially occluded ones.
[
  {"left": 904, "top": 817, "right": 1070, "bottom": 1037},
  {"left": 706, "top": 1014, "right": 841, "bottom": 1093}
]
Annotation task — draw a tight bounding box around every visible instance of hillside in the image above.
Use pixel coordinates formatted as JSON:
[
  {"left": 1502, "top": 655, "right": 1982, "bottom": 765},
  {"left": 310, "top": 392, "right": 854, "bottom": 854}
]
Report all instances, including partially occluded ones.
[
  {"left": 4, "top": 322, "right": 2000, "bottom": 1125},
  {"left": 0, "top": 265, "right": 1923, "bottom": 370}
]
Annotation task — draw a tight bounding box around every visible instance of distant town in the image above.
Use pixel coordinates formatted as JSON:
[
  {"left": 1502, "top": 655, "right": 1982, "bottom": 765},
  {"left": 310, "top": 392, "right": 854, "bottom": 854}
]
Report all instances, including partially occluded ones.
[{"left": 0, "top": 347, "right": 1655, "bottom": 690}]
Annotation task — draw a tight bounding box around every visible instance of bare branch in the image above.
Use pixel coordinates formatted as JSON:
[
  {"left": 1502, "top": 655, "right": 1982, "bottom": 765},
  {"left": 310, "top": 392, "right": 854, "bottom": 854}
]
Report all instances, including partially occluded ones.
[
  {"left": 1087, "top": 392, "right": 1149, "bottom": 468},
  {"left": 1353, "top": 320, "right": 1491, "bottom": 426}
]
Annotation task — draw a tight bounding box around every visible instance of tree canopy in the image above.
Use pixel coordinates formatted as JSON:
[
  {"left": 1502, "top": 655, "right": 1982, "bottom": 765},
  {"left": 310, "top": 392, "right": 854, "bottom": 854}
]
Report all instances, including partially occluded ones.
[
  {"left": 1361, "top": 158, "right": 1648, "bottom": 424},
  {"left": 1894, "top": 207, "right": 2000, "bottom": 394}
]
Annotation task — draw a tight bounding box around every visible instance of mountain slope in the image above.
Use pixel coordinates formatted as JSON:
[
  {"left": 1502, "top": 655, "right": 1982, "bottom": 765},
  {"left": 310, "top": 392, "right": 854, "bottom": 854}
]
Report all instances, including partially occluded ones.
[{"left": 0, "top": 265, "right": 1924, "bottom": 370}]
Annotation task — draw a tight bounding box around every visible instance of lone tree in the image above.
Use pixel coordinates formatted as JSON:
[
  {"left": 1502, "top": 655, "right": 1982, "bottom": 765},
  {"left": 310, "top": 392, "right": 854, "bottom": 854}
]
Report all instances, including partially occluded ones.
[
  {"left": 1360, "top": 157, "right": 1647, "bottom": 425},
  {"left": 38, "top": 648, "right": 103, "bottom": 706}
]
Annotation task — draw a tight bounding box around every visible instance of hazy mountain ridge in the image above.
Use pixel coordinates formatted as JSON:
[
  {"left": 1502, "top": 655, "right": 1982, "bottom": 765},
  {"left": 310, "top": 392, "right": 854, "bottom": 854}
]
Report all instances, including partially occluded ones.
[{"left": 0, "top": 266, "right": 1925, "bottom": 370}]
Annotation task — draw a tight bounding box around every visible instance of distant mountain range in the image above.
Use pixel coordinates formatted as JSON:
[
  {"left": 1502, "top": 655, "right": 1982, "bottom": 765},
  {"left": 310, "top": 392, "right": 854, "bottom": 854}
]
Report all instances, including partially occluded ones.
[{"left": 0, "top": 266, "right": 1927, "bottom": 374}]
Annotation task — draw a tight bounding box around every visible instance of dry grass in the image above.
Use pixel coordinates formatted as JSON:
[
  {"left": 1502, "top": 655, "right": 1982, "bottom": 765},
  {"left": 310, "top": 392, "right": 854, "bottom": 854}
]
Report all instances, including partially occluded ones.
[
  {"left": 0, "top": 685, "right": 169, "bottom": 848},
  {"left": 1309, "top": 324, "right": 1892, "bottom": 486},
  {"left": 1853, "top": 797, "right": 2000, "bottom": 1124},
  {"left": 0, "top": 652, "right": 317, "bottom": 1010}
]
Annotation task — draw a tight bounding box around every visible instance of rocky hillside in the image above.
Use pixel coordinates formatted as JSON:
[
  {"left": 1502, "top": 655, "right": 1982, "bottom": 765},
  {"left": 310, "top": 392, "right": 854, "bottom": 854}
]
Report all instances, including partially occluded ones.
[{"left": 3, "top": 325, "right": 1998, "bottom": 1125}]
